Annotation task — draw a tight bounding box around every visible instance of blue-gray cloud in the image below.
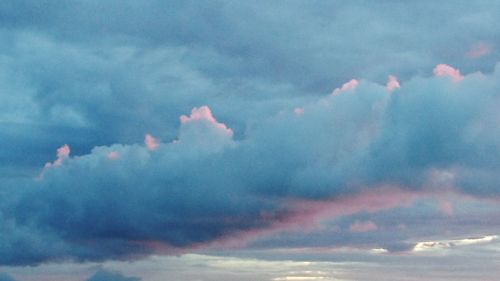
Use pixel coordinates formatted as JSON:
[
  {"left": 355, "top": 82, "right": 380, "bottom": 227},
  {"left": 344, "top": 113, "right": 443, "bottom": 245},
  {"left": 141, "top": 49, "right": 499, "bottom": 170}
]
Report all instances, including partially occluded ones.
[
  {"left": 2, "top": 1, "right": 500, "bottom": 175},
  {"left": 2, "top": 0, "right": 500, "bottom": 268},
  {"left": 2, "top": 64, "right": 500, "bottom": 265}
]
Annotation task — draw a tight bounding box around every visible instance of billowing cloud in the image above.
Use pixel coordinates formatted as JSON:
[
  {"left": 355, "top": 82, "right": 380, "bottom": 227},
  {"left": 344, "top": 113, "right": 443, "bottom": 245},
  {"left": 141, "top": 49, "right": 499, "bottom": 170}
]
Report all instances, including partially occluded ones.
[
  {"left": 2, "top": 2, "right": 500, "bottom": 272},
  {"left": 2, "top": 0, "right": 500, "bottom": 180},
  {"left": 385, "top": 75, "right": 400, "bottom": 93},
  {"left": 144, "top": 134, "right": 159, "bottom": 151},
  {"left": 37, "top": 144, "right": 71, "bottom": 178},
  {"left": 433, "top": 64, "right": 464, "bottom": 82},
  {"left": 45, "top": 144, "right": 70, "bottom": 168},
  {"left": 2, "top": 63, "right": 500, "bottom": 266},
  {"left": 332, "top": 79, "right": 358, "bottom": 96}
]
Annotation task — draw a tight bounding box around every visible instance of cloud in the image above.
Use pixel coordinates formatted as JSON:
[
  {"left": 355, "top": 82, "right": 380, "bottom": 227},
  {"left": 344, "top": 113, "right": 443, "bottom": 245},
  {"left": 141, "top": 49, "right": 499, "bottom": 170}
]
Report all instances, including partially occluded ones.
[
  {"left": 433, "top": 64, "right": 464, "bottom": 82},
  {"left": 86, "top": 270, "right": 140, "bottom": 281},
  {"left": 3, "top": 63, "right": 500, "bottom": 265},
  {"left": 2, "top": 1, "right": 500, "bottom": 265},
  {"left": 45, "top": 144, "right": 70, "bottom": 168},
  {"left": 144, "top": 134, "right": 159, "bottom": 151},
  {"left": 385, "top": 75, "right": 400, "bottom": 93},
  {"left": 413, "top": 235, "right": 498, "bottom": 252},
  {"left": 179, "top": 105, "right": 233, "bottom": 138},
  {"left": 349, "top": 220, "right": 378, "bottom": 233},
  {"left": 0, "top": 273, "right": 16, "bottom": 281},
  {"left": 2, "top": 0, "right": 500, "bottom": 179},
  {"left": 37, "top": 144, "right": 70, "bottom": 178},
  {"left": 466, "top": 42, "right": 492, "bottom": 58},
  {"left": 332, "top": 79, "right": 358, "bottom": 96}
]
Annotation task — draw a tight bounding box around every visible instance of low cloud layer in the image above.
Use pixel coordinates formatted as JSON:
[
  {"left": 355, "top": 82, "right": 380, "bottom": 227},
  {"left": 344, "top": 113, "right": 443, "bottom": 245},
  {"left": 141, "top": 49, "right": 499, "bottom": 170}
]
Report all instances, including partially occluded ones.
[{"left": 1, "top": 63, "right": 500, "bottom": 265}]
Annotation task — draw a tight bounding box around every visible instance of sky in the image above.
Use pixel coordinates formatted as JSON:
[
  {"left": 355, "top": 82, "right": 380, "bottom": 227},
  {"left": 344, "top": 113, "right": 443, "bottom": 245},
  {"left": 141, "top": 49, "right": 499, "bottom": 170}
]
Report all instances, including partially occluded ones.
[{"left": 1, "top": 1, "right": 500, "bottom": 280}]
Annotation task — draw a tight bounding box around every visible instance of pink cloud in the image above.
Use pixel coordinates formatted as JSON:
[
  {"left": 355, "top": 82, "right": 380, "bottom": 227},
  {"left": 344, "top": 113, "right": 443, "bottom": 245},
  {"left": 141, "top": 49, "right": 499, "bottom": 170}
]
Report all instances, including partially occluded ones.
[
  {"left": 144, "top": 134, "right": 159, "bottom": 151},
  {"left": 349, "top": 220, "right": 378, "bottom": 233},
  {"left": 332, "top": 79, "right": 359, "bottom": 96},
  {"left": 38, "top": 144, "right": 71, "bottom": 179},
  {"left": 47, "top": 144, "right": 70, "bottom": 167},
  {"left": 204, "top": 187, "right": 421, "bottom": 249},
  {"left": 386, "top": 75, "right": 400, "bottom": 93},
  {"left": 293, "top": 107, "right": 304, "bottom": 116},
  {"left": 466, "top": 42, "right": 492, "bottom": 58},
  {"left": 106, "top": 151, "right": 120, "bottom": 160},
  {"left": 57, "top": 144, "right": 70, "bottom": 159},
  {"left": 180, "top": 105, "right": 233, "bottom": 137},
  {"left": 433, "top": 64, "right": 464, "bottom": 82}
]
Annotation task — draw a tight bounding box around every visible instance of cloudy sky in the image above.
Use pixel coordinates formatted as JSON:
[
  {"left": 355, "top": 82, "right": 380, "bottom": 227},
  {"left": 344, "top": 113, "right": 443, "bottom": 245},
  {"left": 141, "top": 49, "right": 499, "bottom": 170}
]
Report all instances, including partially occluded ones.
[{"left": 1, "top": 1, "right": 500, "bottom": 280}]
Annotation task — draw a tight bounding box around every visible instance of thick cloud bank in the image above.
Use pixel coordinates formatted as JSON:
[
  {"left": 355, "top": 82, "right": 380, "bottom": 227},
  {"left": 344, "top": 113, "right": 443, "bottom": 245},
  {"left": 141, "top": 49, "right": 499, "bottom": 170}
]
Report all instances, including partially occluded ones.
[{"left": 1, "top": 64, "right": 500, "bottom": 265}]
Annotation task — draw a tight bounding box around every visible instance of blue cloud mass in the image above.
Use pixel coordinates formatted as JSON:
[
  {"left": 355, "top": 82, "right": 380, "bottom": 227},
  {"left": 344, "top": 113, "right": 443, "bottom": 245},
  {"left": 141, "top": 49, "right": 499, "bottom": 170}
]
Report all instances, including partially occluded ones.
[{"left": 1, "top": 0, "right": 500, "bottom": 270}]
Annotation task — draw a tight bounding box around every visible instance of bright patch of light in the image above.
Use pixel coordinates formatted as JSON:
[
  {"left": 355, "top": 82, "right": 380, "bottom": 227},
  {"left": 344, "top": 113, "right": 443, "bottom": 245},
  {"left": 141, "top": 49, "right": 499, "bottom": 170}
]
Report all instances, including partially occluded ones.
[
  {"left": 413, "top": 235, "right": 498, "bottom": 252},
  {"left": 370, "top": 248, "right": 388, "bottom": 254}
]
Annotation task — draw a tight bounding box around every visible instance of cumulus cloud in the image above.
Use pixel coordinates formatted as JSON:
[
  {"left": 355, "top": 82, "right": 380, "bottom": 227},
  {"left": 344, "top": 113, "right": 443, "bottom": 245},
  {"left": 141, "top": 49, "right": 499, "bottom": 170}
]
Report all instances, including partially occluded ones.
[
  {"left": 385, "top": 75, "right": 400, "bottom": 93},
  {"left": 2, "top": 1, "right": 500, "bottom": 266},
  {"left": 37, "top": 144, "right": 71, "bottom": 178},
  {"left": 2, "top": 0, "right": 500, "bottom": 179},
  {"left": 433, "top": 64, "right": 464, "bottom": 82},
  {"left": 2, "top": 62, "right": 500, "bottom": 265},
  {"left": 332, "top": 79, "right": 358, "bottom": 96},
  {"left": 45, "top": 144, "right": 70, "bottom": 168},
  {"left": 144, "top": 134, "right": 159, "bottom": 151}
]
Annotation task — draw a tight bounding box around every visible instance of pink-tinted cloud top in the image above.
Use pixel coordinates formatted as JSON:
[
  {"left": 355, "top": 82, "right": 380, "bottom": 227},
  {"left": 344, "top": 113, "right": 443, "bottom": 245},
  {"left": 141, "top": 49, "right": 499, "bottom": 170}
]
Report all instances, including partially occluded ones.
[
  {"left": 180, "top": 105, "right": 233, "bottom": 137},
  {"left": 466, "top": 42, "right": 492, "bottom": 58},
  {"left": 349, "top": 220, "right": 378, "bottom": 233},
  {"left": 332, "top": 79, "right": 359, "bottom": 95},
  {"left": 106, "top": 151, "right": 120, "bottom": 160},
  {"left": 46, "top": 144, "right": 70, "bottom": 168},
  {"left": 433, "top": 64, "right": 464, "bottom": 82},
  {"left": 386, "top": 75, "right": 400, "bottom": 92},
  {"left": 57, "top": 144, "right": 70, "bottom": 159},
  {"left": 144, "top": 134, "right": 159, "bottom": 151},
  {"left": 38, "top": 144, "right": 71, "bottom": 179}
]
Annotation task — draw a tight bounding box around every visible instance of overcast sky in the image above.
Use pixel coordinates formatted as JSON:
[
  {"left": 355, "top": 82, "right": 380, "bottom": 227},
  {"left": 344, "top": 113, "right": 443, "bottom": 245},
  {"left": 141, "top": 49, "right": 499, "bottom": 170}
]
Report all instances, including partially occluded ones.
[{"left": 1, "top": 1, "right": 500, "bottom": 280}]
